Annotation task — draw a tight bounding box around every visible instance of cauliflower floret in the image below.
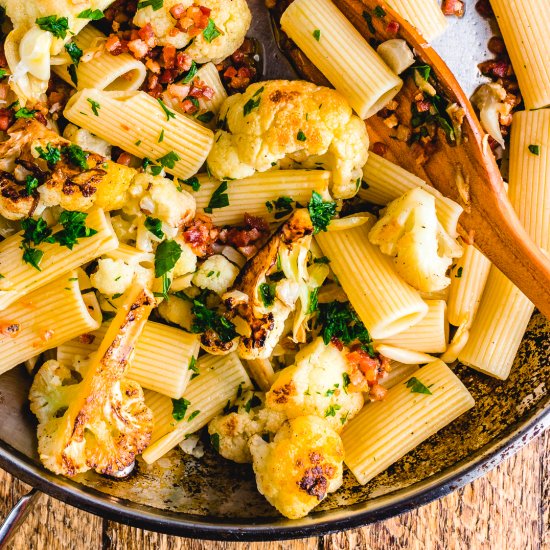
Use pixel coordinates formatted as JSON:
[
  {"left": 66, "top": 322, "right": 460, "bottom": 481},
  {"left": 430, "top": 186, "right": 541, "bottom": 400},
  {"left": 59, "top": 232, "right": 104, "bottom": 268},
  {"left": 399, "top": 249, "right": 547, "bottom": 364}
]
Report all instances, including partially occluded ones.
[
  {"left": 265, "top": 337, "right": 364, "bottom": 432},
  {"left": 29, "top": 287, "right": 155, "bottom": 477},
  {"left": 133, "top": 0, "right": 251, "bottom": 63},
  {"left": 158, "top": 294, "right": 193, "bottom": 330},
  {"left": 471, "top": 82, "right": 509, "bottom": 149},
  {"left": 208, "top": 390, "right": 286, "bottom": 463},
  {"left": 63, "top": 124, "right": 112, "bottom": 158},
  {"left": 90, "top": 258, "right": 135, "bottom": 297},
  {"left": 192, "top": 254, "right": 239, "bottom": 295},
  {"left": 129, "top": 173, "right": 196, "bottom": 228},
  {"left": 369, "top": 188, "right": 463, "bottom": 292},
  {"left": 172, "top": 240, "right": 198, "bottom": 278},
  {"left": 207, "top": 80, "right": 369, "bottom": 199},
  {"left": 249, "top": 415, "right": 344, "bottom": 519}
]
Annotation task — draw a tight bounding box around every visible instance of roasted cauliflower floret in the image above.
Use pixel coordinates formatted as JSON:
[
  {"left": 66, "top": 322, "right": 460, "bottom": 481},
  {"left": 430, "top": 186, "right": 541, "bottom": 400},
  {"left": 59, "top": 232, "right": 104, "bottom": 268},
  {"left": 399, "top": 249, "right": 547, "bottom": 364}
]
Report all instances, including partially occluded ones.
[
  {"left": 249, "top": 415, "right": 344, "bottom": 519},
  {"left": 266, "top": 337, "right": 364, "bottom": 432},
  {"left": 207, "top": 80, "right": 369, "bottom": 199},
  {"left": 28, "top": 286, "right": 155, "bottom": 477},
  {"left": 89, "top": 258, "right": 135, "bottom": 297},
  {"left": 63, "top": 124, "right": 112, "bottom": 158},
  {"left": 369, "top": 187, "right": 463, "bottom": 292},
  {"left": 192, "top": 254, "right": 239, "bottom": 295},
  {"left": 133, "top": 0, "right": 251, "bottom": 63},
  {"left": 208, "top": 390, "right": 286, "bottom": 463}
]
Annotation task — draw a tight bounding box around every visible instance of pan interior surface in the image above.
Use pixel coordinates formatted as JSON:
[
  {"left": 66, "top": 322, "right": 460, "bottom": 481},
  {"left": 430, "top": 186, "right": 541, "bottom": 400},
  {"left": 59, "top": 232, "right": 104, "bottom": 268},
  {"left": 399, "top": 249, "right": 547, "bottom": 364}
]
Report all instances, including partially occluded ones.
[{"left": 0, "top": 3, "right": 549, "bottom": 539}]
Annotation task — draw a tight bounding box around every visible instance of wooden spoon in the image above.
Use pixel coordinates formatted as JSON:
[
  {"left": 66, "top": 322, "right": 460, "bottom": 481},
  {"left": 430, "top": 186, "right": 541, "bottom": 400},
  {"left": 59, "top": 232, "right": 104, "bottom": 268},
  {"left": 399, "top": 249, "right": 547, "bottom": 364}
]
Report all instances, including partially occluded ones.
[{"left": 264, "top": 0, "right": 550, "bottom": 320}]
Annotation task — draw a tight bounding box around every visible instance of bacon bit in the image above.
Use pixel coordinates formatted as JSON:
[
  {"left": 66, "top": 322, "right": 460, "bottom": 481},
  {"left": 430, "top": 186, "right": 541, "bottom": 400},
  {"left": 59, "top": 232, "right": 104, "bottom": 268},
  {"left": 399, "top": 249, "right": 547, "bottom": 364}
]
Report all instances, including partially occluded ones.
[
  {"left": 137, "top": 23, "right": 156, "bottom": 47},
  {"left": 330, "top": 337, "right": 344, "bottom": 351},
  {"left": 416, "top": 99, "right": 431, "bottom": 112},
  {"left": 244, "top": 213, "right": 269, "bottom": 232},
  {"left": 0, "top": 83, "right": 9, "bottom": 101},
  {"left": 386, "top": 20, "right": 400, "bottom": 34},
  {"left": 175, "top": 5, "right": 210, "bottom": 34},
  {"left": 127, "top": 39, "right": 149, "bottom": 59},
  {"left": 0, "top": 322, "right": 20, "bottom": 338},
  {"left": 77, "top": 333, "right": 96, "bottom": 345},
  {"left": 220, "top": 214, "right": 270, "bottom": 249},
  {"left": 478, "top": 59, "right": 510, "bottom": 79},
  {"left": 162, "top": 45, "right": 177, "bottom": 69},
  {"left": 475, "top": 0, "right": 494, "bottom": 18},
  {"left": 176, "top": 52, "right": 192, "bottom": 71},
  {"left": 180, "top": 98, "right": 199, "bottom": 113},
  {"left": 442, "top": 0, "right": 465, "bottom": 17},
  {"left": 0, "top": 108, "right": 13, "bottom": 131},
  {"left": 116, "top": 152, "right": 132, "bottom": 166},
  {"left": 189, "top": 79, "right": 215, "bottom": 100},
  {"left": 224, "top": 66, "right": 238, "bottom": 79},
  {"left": 169, "top": 3, "right": 187, "bottom": 19},
  {"left": 383, "top": 114, "right": 399, "bottom": 128},
  {"left": 183, "top": 214, "right": 220, "bottom": 257},
  {"left": 488, "top": 36, "right": 506, "bottom": 56},
  {"left": 372, "top": 142, "right": 388, "bottom": 156},
  {"left": 167, "top": 83, "right": 191, "bottom": 101},
  {"left": 145, "top": 58, "right": 161, "bottom": 74},
  {"left": 369, "top": 383, "right": 387, "bottom": 401},
  {"left": 346, "top": 347, "right": 390, "bottom": 397},
  {"left": 105, "top": 34, "right": 126, "bottom": 55}
]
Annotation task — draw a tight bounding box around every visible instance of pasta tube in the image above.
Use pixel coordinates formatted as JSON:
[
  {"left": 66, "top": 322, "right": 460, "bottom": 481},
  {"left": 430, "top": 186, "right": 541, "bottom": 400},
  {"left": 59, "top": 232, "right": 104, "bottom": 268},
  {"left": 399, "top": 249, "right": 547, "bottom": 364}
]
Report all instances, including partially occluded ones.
[
  {"left": 64, "top": 89, "right": 214, "bottom": 180},
  {"left": 343, "top": 360, "right": 474, "bottom": 485},
  {"left": 57, "top": 321, "right": 200, "bottom": 399},
  {"left": 360, "top": 153, "right": 463, "bottom": 237},
  {"left": 447, "top": 244, "right": 491, "bottom": 327},
  {"left": 142, "top": 353, "right": 253, "bottom": 463},
  {"left": 315, "top": 218, "right": 428, "bottom": 339},
  {"left": 0, "top": 209, "right": 118, "bottom": 310},
  {"left": 54, "top": 26, "right": 147, "bottom": 92},
  {"left": 0, "top": 272, "right": 102, "bottom": 375},
  {"left": 192, "top": 171, "right": 331, "bottom": 225},
  {"left": 194, "top": 62, "right": 228, "bottom": 126},
  {"left": 489, "top": 0, "right": 550, "bottom": 110},
  {"left": 378, "top": 300, "right": 448, "bottom": 353},
  {"left": 385, "top": 0, "right": 448, "bottom": 42},
  {"left": 280, "top": 0, "right": 403, "bottom": 118}
]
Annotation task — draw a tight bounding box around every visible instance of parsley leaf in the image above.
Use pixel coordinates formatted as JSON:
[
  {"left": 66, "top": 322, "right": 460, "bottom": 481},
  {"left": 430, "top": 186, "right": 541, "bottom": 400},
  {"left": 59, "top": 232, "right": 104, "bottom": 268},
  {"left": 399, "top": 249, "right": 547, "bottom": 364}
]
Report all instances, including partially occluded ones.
[
  {"left": 157, "top": 98, "right": 176, "bottom": 121},
  {"left": 65, "top": 41, "right": 83, "bottom": 65},
  {"left": 157, "top": 151, "right": 180, "bottom": 169},
  {"left": 36, "top": 15, "right": 69, "bottom": 39},
  {"left": 53, "top": 211, "right": 98, "bottom": 249},
  {"left": 20, "top": 243, "right": 44, "bottom": 270},
  {"left": 137, "top": 0, "right": 164, "bottom": 10},
  {"left": 308, "top": 191, "right": 336, "bottom": 233},
  {"left": 172, "top": 397, "right": 190, "bottom": 421},
  {"left": 180, "top": 176, "right": 200, "bottom": 192},
  {"left": 374, "top": 6, "right": 386, "bottom": 17},
  {"left": 14, "top": 107, "right": 37, "bottom": 119},
  {"left": 36, "top": 144, "right": 61, "bottom": 166},
  {"left": 245, "top": 395, "right": 262, "bottom": 413},
  {"left": 325, "top": 404, "right": 341, "bottom": 417},
  {"left": 259, "top": 283, "right": 276, "bottom": 307},
  {"left": 528, "top": 144, "right": 540, "bottom": 155},
  {"left": 297, "top": 130, "right": 307, "bottom": 142},
  {"left": 25, "top": 176, "right": 39, "bottom": 196},
  {"left": 405, "top": 377, "right": 433, "bottom": 395},
  {"left": 145, "top": 217, "right": 164, "bottom": 239},
  {"left": 455, "top": 266, "right": 463, "bottom": 278},
  {"left": 21, "top": 217, "right": 52, "bottom": 246},
  {"left": 362, "top": 11, "right": 375, "bottom": 33},
  {"left": 191, "top": 292, "right": 237, "bottom": 343},
  {"left": 204, "top": 181, "right": 229, "bottom": 212},
  {"left": 196, "top": 110, "right": 215, "bottom": 123},
  {"left": 87, "top": 98, "right": 100, "bottom": 116},
  {"left": 63, "top": 144, "right": 88, "bottom": 169},
  {"left": 307, "top": 288, "right": 319, "bottom": 314},
  {"left": 187, "top": 410, "right": 200, "bottom": 422},
  {"left": 243, "top": 86, "right": 264, "bottom": 116},
  {"left": 265, "top": 196, "right": 294, "bottom": 220},
  {"left": 179, "top": 60, "right": 197, "bottom": 84},
  {"left": 313, "top": 256, "right": 331, "bottom": 264},
  {"left": 210, "top": 432, "right": 220, "bottom": 452},
  {"left": 203, "top": 18, "right": 221, "bottom": 43},
  {"left": 77, "top": 8, "right": 104, "bottom": 19},
  {"left": 313, "top": 29, "right": 321, "bottom": 41},
  {"left": 67, "top": 64, "right": 78, "bottom": 86},
  {"left": 154, "top": 239, "right": 182, "bottom": 277}
]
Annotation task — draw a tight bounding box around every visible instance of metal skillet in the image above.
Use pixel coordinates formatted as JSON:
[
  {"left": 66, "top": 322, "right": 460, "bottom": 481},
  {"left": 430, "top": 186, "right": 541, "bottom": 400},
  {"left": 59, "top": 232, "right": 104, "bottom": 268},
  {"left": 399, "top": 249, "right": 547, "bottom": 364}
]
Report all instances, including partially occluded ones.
[{"left": 0, "top": 0, "right": 548, "bottom": 543}]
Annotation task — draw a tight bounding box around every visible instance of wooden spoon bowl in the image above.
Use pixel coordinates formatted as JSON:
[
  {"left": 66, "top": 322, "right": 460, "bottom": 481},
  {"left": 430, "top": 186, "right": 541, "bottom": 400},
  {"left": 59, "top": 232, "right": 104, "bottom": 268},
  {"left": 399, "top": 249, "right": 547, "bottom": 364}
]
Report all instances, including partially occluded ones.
[{"left": 267, "top": 0, "right": 550, "bottom": 320}]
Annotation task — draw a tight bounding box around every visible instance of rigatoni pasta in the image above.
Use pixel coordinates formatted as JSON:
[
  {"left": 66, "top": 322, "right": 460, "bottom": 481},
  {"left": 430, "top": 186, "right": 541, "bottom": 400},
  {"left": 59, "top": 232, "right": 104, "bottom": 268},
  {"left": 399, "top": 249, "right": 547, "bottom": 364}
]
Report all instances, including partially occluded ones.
[
  {"left": 385, "top": 0, "right": 448, "bottom": 42},
  {"left": 488, "top": 0, "right": 550, "bottom": 110},
  {"left": 142, "top": 353, "right": 253, "bottom": 463},
  {"left": 0, "top": 272, "right": 102, "bottom": 374},
  {"left": 0, "top": 209, "right": 118, "bottom": 310},
  {"left": 53, "top": 26, "right": 147, "bottom": 92},
  {"left": 343, "top": 360, "right": 475, "bottom": 485},
  {"left": 194, "top": 62, "right": 228, "bottom": 125},
  {"left": 315, "top": 219, "right": 428, "bottom": 339},
  {"left": 280, "top": 0, "right": 403, "bottom": 118},
  {"left": 63, "top": 89, "right": 214, "bottom": 180}
]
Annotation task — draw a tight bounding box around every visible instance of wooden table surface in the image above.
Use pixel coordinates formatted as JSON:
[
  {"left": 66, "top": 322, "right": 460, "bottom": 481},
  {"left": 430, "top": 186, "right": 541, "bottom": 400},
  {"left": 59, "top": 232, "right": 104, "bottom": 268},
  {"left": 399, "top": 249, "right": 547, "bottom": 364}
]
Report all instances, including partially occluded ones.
[{"left": 1, "top": 429, "right": 548, "bottom": 550}]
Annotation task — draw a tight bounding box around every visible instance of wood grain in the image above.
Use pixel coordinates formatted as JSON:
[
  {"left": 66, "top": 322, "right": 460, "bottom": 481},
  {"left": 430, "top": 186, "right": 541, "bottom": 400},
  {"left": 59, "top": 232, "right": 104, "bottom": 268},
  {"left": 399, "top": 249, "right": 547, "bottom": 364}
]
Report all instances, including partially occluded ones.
[{"left": 1, "top": 430, "right": 548, "bottom": 550}]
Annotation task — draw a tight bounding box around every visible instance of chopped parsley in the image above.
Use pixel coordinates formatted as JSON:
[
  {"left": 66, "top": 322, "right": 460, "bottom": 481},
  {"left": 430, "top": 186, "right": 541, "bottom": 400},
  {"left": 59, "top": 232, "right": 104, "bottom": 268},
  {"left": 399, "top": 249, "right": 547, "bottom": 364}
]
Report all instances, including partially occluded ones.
[
  {"left": 313, "top": 29, "right": 321, "bottom": 41},
  {"left": 179, "top": 61, "right": 197, "bottom": 84},
  {"left": 67, "top": 64, "right": 78, "bottom": 86},
  {"left": 154, "top": 239, "right": 182, "bottom": 277},
  {"left": 455, "top": 266, "right": 463, "bottom": 278},
  {"left": 36, "top": 15, "right": 69, "bottom": 39},
  {"left": 405, "top": 377, "right": 433, "bottom": 395},
  {"left": 158, "top": 129, "right": 165, "bottom": 143},
  {"left": 342, "top": 372, "right": 351, "bottom": 392},
  {"left": 21, "top": 244, "right": 44, "bottom": 271},
  {"left": 528, "top": 144, "right": 540, "bottom": 155},
  {"left": 196, "top": 111, "right": 215, "bottom": 123},
  {"left": 187, "top": 410, "right": 201, "bottom": 422},
  {"left": 313, "top": 256, "right": 331, "bottom": 264},
  {"left": 171, "top": 397, "right": 190, "bottom": 421},
  {"left": 243, "top": 86, "right": 264, "bottom": 116},
  {"left": 259, "top": 282, "right": 276, "bottom": 307},
  {"left": 210, "top": 432, "right": 220, "bottom": 452},
  {"left": 25, "top": 176, "right": 39, "bottom": 196},
  {"left": 180, "top": 176, "right": 200, "bottom": 192},
  {"left": 77, "top": 8, "right": 104, "bottom": 19},
  {"left": 142, "top": 157, "right": 163, "bottom": 176},
  {"left": 87, "top": 98, "right": 100, "bottom": 116},
  {"left": 191, "top": 292, "right": 237, "bottom": 342},
  {"left": 0, "top": 69, "right": 7, "bottom": 79},
  {"left": 316, "top": 301, "right": 374, "bottom": 355},
  {"left": 374, "top": 6, "right": 386, "bottom": 17},
  {"left": 63, "top": 144, "right": 89, "bottom": 169},
  {"left": 244, "top": 395, "right": 262, "bottom": 413},
  {"left": 203, "top": 18, "right": 221, "bottom": 43},
  {"left": 204, "top": 181, "right": 229, "bottom": 213},
  {"left": 52, "top": 211, "right": 98, "bottom": 250},
  {"left": 307, "top": 288, "right": 319, "bottom": 314},
  {"left": 144, "top": 217, "right": 164, "bottom": 239},
  {"left": 157, "top": 98, "right": 176, "bottom": 121},
  {"left": 188, "top": 356, "right": 199, "bottom": 379},
  {"left": 325, "top": 404, "right": 341, "bottom": 417},
  {"left": 362, "top": 11, "right": 376, "bottom": 33},
  {"left": 413, "top": 64, "right": 432, "bottom": 81},
  {"left": 36, "top": 143, "right": 61, "bottom": 166},
  {"left": 308, "top": 191, "right": 336, "bottom": 233},
  {"left": 14, "top": 107, "right": 37, "bottom": 119},
  {"left": 157, "top": 151, "right": 180, "bottom": 169},
  {"left": 297, "top": 130, "right": 307, "bottom": 142},
  {"left": 265, "top": 196, "right": 294, "bottom": 219},
  {"left": 137, "top": 0, "right": 164, "bottom": 10},
  {"left": 65, "top": 42, "right": 83, "bottom": 66}
]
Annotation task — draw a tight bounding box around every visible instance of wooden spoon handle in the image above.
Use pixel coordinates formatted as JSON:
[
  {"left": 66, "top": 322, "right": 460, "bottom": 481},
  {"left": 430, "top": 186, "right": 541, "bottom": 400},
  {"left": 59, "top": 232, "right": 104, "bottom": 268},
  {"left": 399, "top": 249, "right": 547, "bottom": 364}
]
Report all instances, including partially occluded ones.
[{"left": 275, "top": 0, "right": 550, "bottom": 319}]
